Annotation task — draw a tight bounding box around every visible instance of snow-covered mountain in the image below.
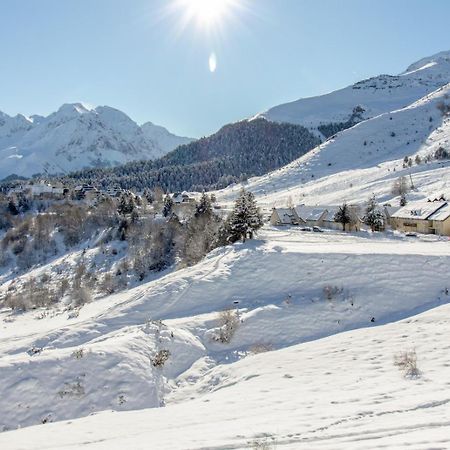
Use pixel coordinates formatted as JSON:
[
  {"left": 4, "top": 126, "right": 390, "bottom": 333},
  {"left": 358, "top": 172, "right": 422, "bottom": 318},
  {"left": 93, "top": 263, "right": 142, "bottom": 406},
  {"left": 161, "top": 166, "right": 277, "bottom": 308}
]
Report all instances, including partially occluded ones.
[
  {"left": 259, "top": 50, "right": 450, "bottom": 138},
  {"left": 0, "top": 103, "right": 193, "bottom": 180}
]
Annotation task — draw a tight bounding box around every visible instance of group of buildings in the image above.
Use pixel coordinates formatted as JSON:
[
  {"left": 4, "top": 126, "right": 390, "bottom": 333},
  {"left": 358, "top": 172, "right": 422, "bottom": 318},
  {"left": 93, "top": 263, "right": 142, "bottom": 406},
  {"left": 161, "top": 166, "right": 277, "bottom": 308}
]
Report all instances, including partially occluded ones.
[
  {"left": 271, "top": 200, "right": 450, "bottom": 236},
  {"left": 6, "top": 181, "right": 126, "bottom": 202}
]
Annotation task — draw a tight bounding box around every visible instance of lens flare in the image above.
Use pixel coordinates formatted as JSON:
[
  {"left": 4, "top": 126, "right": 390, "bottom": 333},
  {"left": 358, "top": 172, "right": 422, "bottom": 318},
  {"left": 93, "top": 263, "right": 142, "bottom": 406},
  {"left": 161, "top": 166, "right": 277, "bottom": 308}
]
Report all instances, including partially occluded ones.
[{"left": 209, "top": 52, "right": 217, "bottom": 72}]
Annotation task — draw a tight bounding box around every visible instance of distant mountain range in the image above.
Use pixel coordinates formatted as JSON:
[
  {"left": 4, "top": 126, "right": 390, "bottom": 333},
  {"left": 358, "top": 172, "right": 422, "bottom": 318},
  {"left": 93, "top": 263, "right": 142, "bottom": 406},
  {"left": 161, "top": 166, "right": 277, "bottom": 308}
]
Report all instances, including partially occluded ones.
[{"left": 0, "top": 103, "right": 193, "bottom": 180}]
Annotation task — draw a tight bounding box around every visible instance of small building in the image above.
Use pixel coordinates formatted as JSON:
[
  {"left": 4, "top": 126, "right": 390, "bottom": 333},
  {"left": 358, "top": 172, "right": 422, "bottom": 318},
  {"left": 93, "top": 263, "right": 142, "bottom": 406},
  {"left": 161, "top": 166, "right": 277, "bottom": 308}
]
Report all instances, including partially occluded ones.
[
  {"left": 9, "top": 182, "right": 66, "bottom": 199},
  {"left": 270, "top": 208, "right": 299, "bottom": 226},
  {"left": 74, "top": 184, "right": 98, "bottom": 201},
  {"left": 294, "top": 205, "right": 328, "bottom": 227},
  {"left": 383, "top": 205, "right": 401, "bottom": 228},
  {"left": 390, "top": 200, "right": 450, "bottom": 235},
  {"left": 172, "top": 192, "right": 195, "bottom": 204},
  {"left": 271, "top": 204, "right": 361, "bottom": 231}
]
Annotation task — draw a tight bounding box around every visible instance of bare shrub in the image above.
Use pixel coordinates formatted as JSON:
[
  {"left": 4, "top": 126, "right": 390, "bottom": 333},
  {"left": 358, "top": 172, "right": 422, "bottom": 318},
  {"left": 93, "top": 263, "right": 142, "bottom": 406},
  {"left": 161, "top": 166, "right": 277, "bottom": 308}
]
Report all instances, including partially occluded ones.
[
  {"left": 249, "top": 436, "right": 277, "bottom": 449},
  {"left": 394, "top": 350, "right": 420, "bottom": 378},
  {"left": 70, "top": 286, "right": 92, "bottom": 308},
  {"left": 215, "top": 309, "right": 240, "bottom": 343},
  {"left": 71, "top": 348, "right": 85, "bottom": 359},
  {"left": 323, "top": 285, "right": 343, "bottom": 301},
  {"left": 391, "top": 176, "right": 410, "bottom": 197},
  {"left": 99, "top": 272, "right": 117, "bottom": 294},
  {"left": 437, "top": 101, "right": 450, "bottom": 116},
  {"left": 250, "top": 343, "right": 273, "bottom": 355},
  {"left": 151, "top": 349, "right": 170, "bottom": 367}
]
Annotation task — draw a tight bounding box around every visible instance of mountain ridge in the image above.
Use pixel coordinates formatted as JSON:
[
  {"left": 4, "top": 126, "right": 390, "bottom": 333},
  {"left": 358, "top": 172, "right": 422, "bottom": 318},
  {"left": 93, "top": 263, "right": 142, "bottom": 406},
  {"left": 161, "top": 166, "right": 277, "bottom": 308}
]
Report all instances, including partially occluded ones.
[
  {"left": 259, "top": 50, "right": 450, "bottom": 137},
  {"left": 0, "top": 104, "right": 194, "bottom": 180}
]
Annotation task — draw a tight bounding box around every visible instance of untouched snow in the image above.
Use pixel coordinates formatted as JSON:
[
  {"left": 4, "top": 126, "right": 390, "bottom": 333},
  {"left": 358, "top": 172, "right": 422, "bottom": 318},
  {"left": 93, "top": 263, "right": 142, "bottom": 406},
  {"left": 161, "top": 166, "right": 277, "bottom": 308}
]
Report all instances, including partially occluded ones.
[
  {"left": 1, "top": 228, "right": 450, "bottom": 448},
  {"left": 1, "top": 277, "right": 450, "bottom": 448},
  {"left": 0, "top": 104, "right": 193, "bottom": 179}
]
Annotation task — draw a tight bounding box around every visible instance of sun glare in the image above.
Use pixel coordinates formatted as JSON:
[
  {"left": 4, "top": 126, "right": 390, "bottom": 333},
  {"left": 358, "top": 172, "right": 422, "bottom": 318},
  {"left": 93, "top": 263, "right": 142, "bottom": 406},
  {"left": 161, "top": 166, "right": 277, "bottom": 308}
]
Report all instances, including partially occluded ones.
[{"left": 176, "top": 0, "right": 239, "bottom": 29}]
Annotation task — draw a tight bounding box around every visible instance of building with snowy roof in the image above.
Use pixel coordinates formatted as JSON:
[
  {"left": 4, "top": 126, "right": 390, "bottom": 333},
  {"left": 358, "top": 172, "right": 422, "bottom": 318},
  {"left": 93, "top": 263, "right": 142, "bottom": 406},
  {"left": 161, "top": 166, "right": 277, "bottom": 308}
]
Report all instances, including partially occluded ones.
[{"left": 390, "top": 200, "right": 450, "bottom": 235}]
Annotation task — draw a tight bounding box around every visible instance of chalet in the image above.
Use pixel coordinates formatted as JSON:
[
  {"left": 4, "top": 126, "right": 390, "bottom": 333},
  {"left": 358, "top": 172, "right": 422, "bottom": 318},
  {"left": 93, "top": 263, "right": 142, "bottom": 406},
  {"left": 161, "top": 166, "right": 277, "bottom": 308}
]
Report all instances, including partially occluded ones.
[
  {"left": 271, "top": 204, "right": 361, "bottom": 231},
  {"left": 74, "top": 185, "right": 98, "bottom": 201},
  {"left": 390, "top": 200, "right": 450, "bottom": 235},
  {"left": 294, "top": 205, "right": 328, "bottom": 227},
  {"left": 9, "top": 182, "right": 66, "bottom": 199},
  {"left": 270, "top": 208, "right": 299, "bottom": 226},
  {"left": 172, "top": 192, "right": 195, "bottom": 204},
  {"left": 383, "top": 205, "right": 402, "bottom": 228}
]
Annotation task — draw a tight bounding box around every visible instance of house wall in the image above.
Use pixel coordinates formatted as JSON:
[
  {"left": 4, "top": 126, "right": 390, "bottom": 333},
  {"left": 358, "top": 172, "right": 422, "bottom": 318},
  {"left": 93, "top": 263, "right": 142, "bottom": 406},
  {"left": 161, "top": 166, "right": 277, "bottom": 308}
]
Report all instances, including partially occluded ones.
[
  {"left": 432, "top": 218, "right": 450, "bottom": 235},
  {"left": 270, "top": 211, "right": 282, "bottom": 226},
  {"left": 391, "top": 218, "right": 433, "bottom": 234}
]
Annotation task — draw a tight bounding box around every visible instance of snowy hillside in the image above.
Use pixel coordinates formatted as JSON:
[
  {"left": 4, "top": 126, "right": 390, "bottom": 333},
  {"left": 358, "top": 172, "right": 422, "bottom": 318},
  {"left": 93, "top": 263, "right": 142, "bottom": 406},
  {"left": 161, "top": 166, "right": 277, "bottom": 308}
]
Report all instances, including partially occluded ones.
[
  {"left": 1, "top": 228, "right": 450, "bottom": 448},
  {"left": 260, "top": 50, "right": 450, "bottom": 137},
  {"left": 218, "top": 81, "right": 450, "bottom": 210},
  {"left": 0, "top": 103, "right": 193, "bottom": 179}
]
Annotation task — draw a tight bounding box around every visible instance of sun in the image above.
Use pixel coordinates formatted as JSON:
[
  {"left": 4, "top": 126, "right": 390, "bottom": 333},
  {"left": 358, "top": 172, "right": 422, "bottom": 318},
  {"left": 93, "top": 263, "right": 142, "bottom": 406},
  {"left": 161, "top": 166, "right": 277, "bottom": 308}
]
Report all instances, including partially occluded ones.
[{"left": 176, "top": 0, "right": 239, "bottom": 28}]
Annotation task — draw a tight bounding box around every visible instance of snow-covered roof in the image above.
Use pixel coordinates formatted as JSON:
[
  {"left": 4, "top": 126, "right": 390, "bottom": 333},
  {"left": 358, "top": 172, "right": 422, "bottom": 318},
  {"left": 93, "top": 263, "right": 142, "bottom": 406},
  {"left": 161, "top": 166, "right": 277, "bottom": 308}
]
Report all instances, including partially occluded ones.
[
  {"left": 383, "top": 205, "right": 402, "bottom": 217},
  {"left": 273, "top": 208, "right": 296, "bottom": 224},
  {"left": 427, "top": 203, "right": 450, "bottom": 221},
  {"left": 391, "top": 201, "right": 449, "bottom": 221},
  {"left": 294, "top": 205, "right": 327, "bottom": 221},
  {"left": 322, "top": 207, "right": 340, "bottom": 222}
]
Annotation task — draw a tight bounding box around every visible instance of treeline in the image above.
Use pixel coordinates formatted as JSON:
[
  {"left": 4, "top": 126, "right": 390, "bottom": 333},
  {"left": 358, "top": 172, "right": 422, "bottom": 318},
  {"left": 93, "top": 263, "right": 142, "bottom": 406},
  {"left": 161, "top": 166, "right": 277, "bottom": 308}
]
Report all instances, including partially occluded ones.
[{"left": 55, "top": 118, "right": 321, "bottom": 192}]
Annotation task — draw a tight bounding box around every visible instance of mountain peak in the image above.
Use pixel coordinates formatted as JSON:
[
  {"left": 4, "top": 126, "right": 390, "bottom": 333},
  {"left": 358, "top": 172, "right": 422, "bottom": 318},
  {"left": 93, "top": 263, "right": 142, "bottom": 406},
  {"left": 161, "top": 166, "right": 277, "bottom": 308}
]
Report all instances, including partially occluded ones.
[
  {"left": 56, "top": 102, "right": 94, "bottom": 117},
  {"left": 405, "top": 50, "right": 450, "bottom": 73}
]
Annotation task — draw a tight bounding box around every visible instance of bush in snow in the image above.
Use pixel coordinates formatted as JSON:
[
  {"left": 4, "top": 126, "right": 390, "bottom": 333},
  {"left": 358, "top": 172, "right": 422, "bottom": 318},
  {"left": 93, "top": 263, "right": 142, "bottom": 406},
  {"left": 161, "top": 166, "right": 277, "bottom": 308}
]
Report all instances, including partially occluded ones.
[
  {"left": 436, "top": 101, "right": 450, "bottom": 116},
  {"left": 322, "top": 285, "right": 343, "bottom": 301},
  {"left": 249, "top": 343, "right": 273, "bottom": 354},
  {"left": 434, "top": 146, "right": 449, "bottom": 160},
  {"left": 391, "top": 176, "right": 410, "bottom": 197},
  {"left": 151, "top": 349, "right": 171, "bottom": 368},
  {"left": 70, "top": 286, "right": 92, "bottom": 308},
  {"left": 71, "top": 348, "right": 86, "bottom": 359},
  {"left": 249, "top": 436, "right": 277, "bottom": 449},
  {"left": 214, "top": 309, "right": 240, "bottom": 344},
  {"left": 394, "top": 350, "right": 420, "bottom": 379}
]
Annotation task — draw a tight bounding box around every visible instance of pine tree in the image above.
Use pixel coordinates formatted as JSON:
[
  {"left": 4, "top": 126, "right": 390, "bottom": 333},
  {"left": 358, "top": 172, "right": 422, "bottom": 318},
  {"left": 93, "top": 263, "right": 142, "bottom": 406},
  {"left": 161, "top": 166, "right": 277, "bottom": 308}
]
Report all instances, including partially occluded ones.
[
  {"left": 334, "top": 203, "right": 352, "bottom": 231},
  {"left": 363, "top": 195, "right": 384, "bottom": 232},
  {"left": 195, "top": 193, "right": 212, "bottom": 217},
  {"left": 227, "top": 189, "right": 263, "bottom": 243},
  {"left": 400, "top": 193, "right": 407, "bottom": 206},
  {"left": 117, "top": 193, "right": 135, "bottom": 216},
  {"left": 162, "top": 194, "right": 174, "bottom": 217},
  {"left": 8, "top": 199, "right": 19, "bottom": 216}
]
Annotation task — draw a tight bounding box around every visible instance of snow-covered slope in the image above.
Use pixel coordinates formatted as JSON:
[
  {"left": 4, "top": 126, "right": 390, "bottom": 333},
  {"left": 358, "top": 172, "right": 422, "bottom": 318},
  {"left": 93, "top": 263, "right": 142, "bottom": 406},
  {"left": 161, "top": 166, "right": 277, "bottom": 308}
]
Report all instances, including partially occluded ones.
[
  {"left": 141, "top": 121, "right": 193, "bottom": 154},
  {"left": 1, "top": 228, "right": 450, "bottom": 448},
  {"left": 0, "top": 103, "right": 193, "bottom": 179},
  {"left": 260, "top": 50, "right": 450, "bottom": 137},
  {"left": 218, "top": 81, "right": 450, "bottom": 210}
]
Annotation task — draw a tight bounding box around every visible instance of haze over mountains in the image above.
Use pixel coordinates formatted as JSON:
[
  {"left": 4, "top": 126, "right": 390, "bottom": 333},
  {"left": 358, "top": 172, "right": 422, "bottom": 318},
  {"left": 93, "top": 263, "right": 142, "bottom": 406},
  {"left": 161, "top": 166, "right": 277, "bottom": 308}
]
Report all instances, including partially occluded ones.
[{"left": 0, "top": 103, "right": 193, "bottom": 180}]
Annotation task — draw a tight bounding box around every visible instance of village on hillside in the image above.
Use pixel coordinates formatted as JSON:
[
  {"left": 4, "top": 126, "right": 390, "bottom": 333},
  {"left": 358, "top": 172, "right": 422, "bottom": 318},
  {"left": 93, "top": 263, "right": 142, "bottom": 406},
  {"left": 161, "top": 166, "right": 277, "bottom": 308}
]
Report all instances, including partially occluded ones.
[{"left": 271, "top": 198, "right": 450, "bottom": 236}]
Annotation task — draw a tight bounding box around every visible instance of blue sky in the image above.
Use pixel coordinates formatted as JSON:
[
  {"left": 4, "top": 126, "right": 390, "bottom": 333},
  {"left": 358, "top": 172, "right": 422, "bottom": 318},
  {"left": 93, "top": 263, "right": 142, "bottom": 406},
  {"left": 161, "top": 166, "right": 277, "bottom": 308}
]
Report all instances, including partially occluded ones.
[{"left": 0, "top": 0, "right": 449, "bottom": 137}]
